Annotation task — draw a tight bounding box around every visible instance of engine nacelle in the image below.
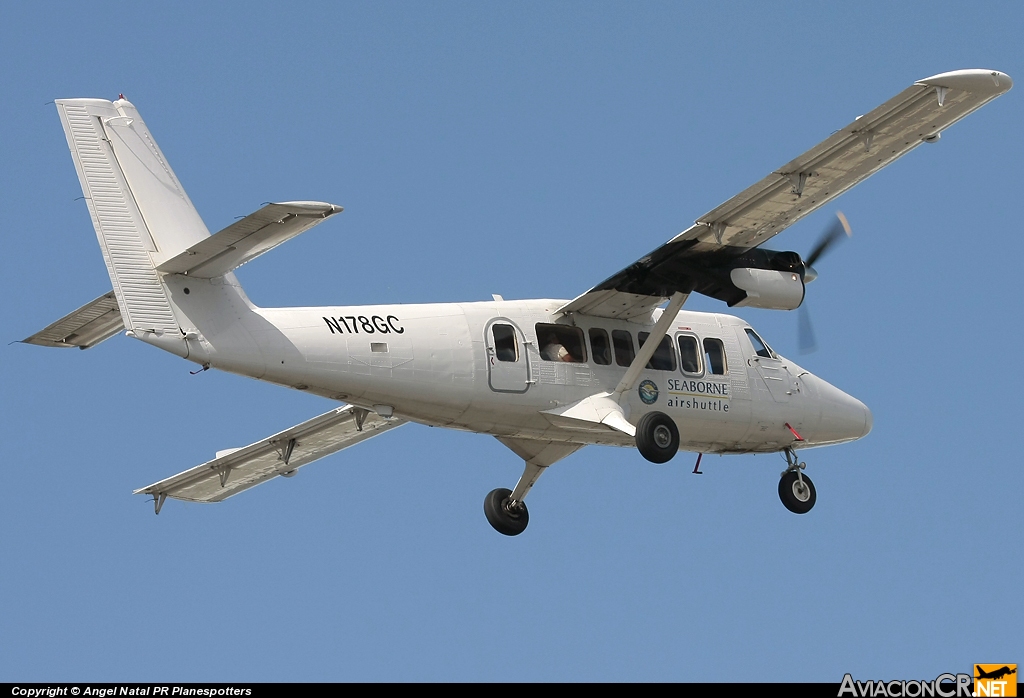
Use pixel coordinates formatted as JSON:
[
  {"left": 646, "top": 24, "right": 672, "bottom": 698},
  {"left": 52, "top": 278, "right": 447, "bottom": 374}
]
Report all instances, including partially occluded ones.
[{"left": 728, "top": 268, "right": 805, "bottom": 310}]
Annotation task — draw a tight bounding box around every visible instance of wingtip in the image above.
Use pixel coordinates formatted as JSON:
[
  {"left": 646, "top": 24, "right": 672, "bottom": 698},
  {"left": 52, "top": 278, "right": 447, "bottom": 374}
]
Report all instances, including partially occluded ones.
[
  {"left": 274, "top": 201, "right": 344, "bottom": 215},
  {"left": 916, "top": 69, "right": 1012, "bottom": 95}
]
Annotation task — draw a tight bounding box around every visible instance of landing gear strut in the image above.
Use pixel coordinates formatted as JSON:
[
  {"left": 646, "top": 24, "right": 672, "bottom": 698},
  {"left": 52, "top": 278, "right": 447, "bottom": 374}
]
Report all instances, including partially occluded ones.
[
  {"left": 483, "top": 459, "right": 547, "bottom": 536},
  {"left": 778, "top": 448, "right": 816, "bottom": 514},
  {"left": 483, "top": 441, "right": 583, "bottom": 536}
]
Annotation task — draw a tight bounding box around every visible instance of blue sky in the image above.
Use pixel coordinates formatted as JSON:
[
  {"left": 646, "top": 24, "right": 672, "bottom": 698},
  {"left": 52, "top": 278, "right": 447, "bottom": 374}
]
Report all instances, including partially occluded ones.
[{"left": 1, "top": 1, "right": 1020, "bottom": 682}]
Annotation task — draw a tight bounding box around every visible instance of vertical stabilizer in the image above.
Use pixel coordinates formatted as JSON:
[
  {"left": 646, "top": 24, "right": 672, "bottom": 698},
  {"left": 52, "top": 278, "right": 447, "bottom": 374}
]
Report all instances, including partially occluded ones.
[{"left": 55, "top": 98, "right": 210, "bottom": 336}]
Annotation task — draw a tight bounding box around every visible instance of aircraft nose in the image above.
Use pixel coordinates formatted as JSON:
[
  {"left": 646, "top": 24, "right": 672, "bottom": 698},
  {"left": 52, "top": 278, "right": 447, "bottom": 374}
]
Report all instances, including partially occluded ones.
[{"left": 802, "top": 374, "right": 872, "bottom": 445}]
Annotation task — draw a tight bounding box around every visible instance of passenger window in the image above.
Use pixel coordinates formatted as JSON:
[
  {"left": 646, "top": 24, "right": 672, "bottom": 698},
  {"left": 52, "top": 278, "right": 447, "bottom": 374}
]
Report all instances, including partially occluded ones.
[
  {"left": 638, "top": 332, "right": 677, "bottom": 371},
  {"left": 535, "top": 323, "right": 587, "bottom": 363},
  {"left": 745, "top": 328, "right": 774, "bottom": 359},
  {"left": 677, "top": 335, "right": 701, "bottom": 375},
  {"left": 491, "top": 324, "right": 518, "bottom": 362},
  {"left": 703, "top": 338, "right": 727, "bottom": 375},
  {"left": 612, "top": 330, "right": 635, "bottom": 367},
  {"left": 589, "top": 328, "right": 612, "bottom": 366}
]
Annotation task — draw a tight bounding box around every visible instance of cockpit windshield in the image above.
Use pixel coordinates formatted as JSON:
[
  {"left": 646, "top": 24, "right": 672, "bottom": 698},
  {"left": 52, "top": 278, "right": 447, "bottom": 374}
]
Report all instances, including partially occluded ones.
[{"left": 744, "top": 328, "right": 776, "bottom": 359}]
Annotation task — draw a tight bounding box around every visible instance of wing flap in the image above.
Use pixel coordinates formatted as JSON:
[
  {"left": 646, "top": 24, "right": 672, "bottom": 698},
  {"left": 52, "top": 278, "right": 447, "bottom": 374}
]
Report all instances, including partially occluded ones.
[
  {"left": 557, "top": 289, "right": 661, "bottom": 321},
  {"left": 156, "top": 201, "right": 343, "bottom": 278},
  {"left": 134, "top": 405, "right": 404, "bottom": 504},
  {"left": 22, "top": 291, "right": 124, "bottom": 349},
  {"left": 560, "top": 69, "right": 1011, "bottom": 320}
]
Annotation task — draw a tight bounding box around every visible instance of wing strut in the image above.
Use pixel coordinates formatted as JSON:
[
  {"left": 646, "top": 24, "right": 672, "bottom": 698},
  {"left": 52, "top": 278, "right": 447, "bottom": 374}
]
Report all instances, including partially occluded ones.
[
  {"left": 541, "top": 291, "right": 687, "bottom": 438},
  {"left": 614, "top": 292, "right": 688, "bottom": 395}
]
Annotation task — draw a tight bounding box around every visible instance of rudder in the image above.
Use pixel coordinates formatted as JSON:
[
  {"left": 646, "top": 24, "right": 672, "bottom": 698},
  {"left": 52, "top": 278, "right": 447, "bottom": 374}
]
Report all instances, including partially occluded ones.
[{"left": 56, "top": 97, "right": 210, "bottom": 336}]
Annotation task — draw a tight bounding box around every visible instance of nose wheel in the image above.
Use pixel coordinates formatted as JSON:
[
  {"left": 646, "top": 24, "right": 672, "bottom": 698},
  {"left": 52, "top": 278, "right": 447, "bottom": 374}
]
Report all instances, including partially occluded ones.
[{"left": 778, "top": 448, "right": 816, "bottom": 514}]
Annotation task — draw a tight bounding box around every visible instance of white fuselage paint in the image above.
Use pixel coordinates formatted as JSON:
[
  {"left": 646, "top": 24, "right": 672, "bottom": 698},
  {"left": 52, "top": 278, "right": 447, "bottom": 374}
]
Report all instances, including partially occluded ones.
[{"left": 150, "top": 283, "right": 872, "bottom": 456}]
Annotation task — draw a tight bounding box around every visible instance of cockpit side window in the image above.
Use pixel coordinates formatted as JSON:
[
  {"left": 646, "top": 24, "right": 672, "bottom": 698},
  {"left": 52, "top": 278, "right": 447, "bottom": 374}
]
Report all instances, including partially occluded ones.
[
  {"left": 744, "top": 328, "right": 775, "bottom": 359},
  {"left": 703, "top": 337, "right": 727, "bottom": 375},
  {"left": 638, "top": 332, "right": 677, "bottom": 371},
  {"left": 491, "top": 323, "right": 518, "bottom": 362}
]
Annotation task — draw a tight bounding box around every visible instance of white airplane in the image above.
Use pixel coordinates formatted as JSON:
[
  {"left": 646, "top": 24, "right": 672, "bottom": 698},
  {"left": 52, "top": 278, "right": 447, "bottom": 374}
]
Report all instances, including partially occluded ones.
[{"left": 25, "top": 69, "right": 1011, "bottom": 535}]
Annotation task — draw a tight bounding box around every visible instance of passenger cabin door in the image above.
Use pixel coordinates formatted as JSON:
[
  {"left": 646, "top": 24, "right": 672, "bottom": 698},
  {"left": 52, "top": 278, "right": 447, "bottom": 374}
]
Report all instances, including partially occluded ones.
[{"left": 485, "top": 319, "right": 531, "bottom": 393}]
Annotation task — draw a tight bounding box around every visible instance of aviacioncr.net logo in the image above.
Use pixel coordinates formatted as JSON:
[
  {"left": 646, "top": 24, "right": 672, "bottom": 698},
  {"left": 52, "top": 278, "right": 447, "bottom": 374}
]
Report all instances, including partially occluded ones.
[
  {"left": 838, "top": 673, "right": 973, "bottom": 697},
  {"left": 974, "top": 665, "right": 1017, "bottom": 697}
]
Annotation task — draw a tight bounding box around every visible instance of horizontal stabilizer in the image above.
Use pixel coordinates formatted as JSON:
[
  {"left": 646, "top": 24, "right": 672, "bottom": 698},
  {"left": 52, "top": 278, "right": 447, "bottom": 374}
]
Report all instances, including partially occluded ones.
[
  {"left": 135, "top": 404, "right": 405, "bottom": 506},
  {"left": 157, "top": 201, "right": 343, "bottom": 278},
  {"left": 22, "top": 291, "right": 124, "bottom": 349}
]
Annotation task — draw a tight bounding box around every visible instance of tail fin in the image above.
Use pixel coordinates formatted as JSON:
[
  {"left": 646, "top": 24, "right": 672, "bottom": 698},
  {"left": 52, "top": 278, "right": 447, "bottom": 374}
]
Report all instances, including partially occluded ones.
[{"left": 55, "top": 98, "right": 210, "bottom": 335}]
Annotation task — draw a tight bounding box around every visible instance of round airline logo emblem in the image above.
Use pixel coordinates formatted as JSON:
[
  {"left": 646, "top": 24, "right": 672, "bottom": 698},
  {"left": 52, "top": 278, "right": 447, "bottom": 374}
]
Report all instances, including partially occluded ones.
[{"left": 638, "top": 379, "right": 659, "bottom": 405}]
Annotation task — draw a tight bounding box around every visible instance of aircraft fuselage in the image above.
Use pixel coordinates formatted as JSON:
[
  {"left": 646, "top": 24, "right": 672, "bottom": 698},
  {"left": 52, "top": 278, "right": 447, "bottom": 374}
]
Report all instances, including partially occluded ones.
[{"left": 157, "top": 281, "right": 871, "bottom": 455}]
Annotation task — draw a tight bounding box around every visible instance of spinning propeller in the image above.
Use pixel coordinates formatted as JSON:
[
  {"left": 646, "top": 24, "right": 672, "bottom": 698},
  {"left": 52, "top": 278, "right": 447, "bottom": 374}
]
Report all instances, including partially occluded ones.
[{"left": 798, "top": 212, "right": 852, "bottom": 353}]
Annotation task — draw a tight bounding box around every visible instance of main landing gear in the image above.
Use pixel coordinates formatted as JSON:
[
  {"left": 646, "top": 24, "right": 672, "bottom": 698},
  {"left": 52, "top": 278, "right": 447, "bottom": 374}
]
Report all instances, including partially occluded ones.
[
  {"left": 484, "top": 487, "right": 529, "bottom": 536},
  {"left": 778, "top": 448, "right": 816, "bottom": 514},
  {"left": 483, "top": 441, "right": 584, "bottom": 536},
  {"left": 635, "top": 411, "right": 680, "bottom": 464},
  {"left": 484, "top": 459, "right": 546, "bottom": 536}
]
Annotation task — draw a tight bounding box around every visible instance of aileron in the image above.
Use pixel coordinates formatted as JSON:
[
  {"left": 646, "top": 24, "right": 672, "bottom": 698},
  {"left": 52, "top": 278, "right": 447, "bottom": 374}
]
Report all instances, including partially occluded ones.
[{"left": 687, "top": 69, "right": 1010, "bottom": 250}]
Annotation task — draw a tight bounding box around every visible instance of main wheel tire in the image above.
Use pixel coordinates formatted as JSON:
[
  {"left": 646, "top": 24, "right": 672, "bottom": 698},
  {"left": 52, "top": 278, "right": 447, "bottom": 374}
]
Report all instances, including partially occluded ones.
[
  {"left": 635, "top": 411, "right": 680, "bottom": 463},
  {"left": 483, "top": 487, "right": 529, "bottom": 536},
  {"left": 778, "top": 471, "right": 816, "bottom": 514}
]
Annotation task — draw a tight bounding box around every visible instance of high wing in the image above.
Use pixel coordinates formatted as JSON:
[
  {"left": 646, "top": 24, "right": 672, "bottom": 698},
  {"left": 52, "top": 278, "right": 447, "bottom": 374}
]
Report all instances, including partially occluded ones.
[
  {"left": 560, "top": 69, "right": 1012, "bottom": 320},
  {"left": 134, "top": 404, "right": 405, "bottom": 511},
  {"left": 157, "top": 201, "right": 342, "bottom": 278},
  {"left": 22, "top": 291, "right": 124, "bottom": 349}
]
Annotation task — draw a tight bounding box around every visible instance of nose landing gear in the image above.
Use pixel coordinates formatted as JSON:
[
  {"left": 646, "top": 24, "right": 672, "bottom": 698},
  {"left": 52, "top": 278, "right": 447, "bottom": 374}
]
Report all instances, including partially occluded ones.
[{"left": 778, "top": 448, "right": 816, "bottom": 514}]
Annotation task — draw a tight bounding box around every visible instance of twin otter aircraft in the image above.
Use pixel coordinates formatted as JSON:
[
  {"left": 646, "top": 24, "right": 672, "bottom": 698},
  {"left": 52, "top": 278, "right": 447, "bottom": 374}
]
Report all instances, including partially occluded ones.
[{"left": 26, "top": 69, "right": 1010, "bottom": 535}]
